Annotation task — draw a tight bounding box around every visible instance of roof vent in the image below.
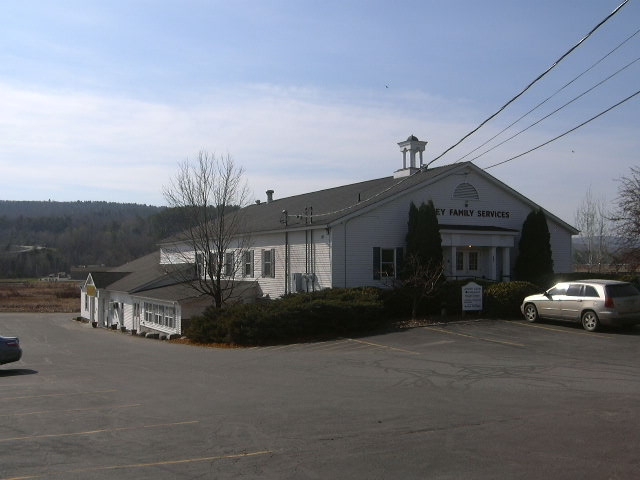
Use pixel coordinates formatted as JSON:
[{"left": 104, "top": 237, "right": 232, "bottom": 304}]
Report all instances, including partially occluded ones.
[
  {"left": 453, "top": 182, "right": 479, "bottom": 200},
  {"left": 266, "top": 190, "right": 274, "bottom": 203}
]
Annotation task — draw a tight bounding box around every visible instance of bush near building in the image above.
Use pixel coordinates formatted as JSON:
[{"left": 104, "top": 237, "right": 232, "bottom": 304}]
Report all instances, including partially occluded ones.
[
  {"left": 186, "top": 288, "right": 387, "bottom": 346},
  {"left": 425, "top": 280, "right": 539, "bottom": 318},
  {"left": 483, "top": 281, "right": 541, "bottom": 318},
  {"left": 186, "top": 282, "right": 550, "bottom": 346}
]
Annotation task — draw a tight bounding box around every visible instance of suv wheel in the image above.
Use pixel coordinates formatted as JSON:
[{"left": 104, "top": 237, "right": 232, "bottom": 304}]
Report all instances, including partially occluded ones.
[
  {"left": 581, "top": 311, "right": 600, "bottom": 332},
  {"left": 524, "top": 303, "right": 539, "bottom": 323}
]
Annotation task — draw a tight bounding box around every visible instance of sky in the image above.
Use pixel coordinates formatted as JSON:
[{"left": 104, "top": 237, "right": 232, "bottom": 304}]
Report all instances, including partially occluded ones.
[{"left": 1, "top": 0, "right": 638, "bottom": 225}]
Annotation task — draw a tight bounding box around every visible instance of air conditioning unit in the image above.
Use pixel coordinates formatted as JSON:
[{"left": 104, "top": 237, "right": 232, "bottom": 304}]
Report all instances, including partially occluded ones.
[{"left": 292, "top": 273, "right": 316, "bottom": 293}]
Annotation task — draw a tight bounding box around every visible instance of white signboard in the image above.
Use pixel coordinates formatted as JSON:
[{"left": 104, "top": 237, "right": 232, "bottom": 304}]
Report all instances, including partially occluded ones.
[{"left": 462, "top": 282, "right": 483, "bottom": 311}]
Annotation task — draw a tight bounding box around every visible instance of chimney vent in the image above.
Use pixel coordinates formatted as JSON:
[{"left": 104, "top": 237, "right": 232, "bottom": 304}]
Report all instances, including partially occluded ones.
[{"left": 266, "top": 190, "right": 274, "bottom": 203}]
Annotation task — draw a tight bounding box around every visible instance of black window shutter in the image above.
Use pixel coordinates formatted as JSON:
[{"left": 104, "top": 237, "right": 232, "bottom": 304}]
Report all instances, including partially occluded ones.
[
  {"left": 373, "top": 247, "right": 381, "bottom": 280},
  {"left": 395, "top": 247, "right": 404, "bottom": 277},
  {"left": 271, "top": 248, "right": 276, "bottom": 278}
]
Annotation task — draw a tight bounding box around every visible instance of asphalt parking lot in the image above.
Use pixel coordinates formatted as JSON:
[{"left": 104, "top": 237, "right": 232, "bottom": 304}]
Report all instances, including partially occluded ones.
[{"left": 1, "top": 312, "right": 640, "bottom": 479}]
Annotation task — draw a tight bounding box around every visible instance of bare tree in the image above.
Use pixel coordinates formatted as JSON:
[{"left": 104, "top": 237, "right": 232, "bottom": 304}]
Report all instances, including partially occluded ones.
[
  {"left": 611, "top": 166, "right": 640, "bottom": 270},
  {"left": 163, "top": 152, "right": 251, "bottom": 308},
  {"left": 574, "top": 186, "right": 610, "bottom": 272},
  {"left": 402, "top": 254, "right": 445, "bottom": 319}
]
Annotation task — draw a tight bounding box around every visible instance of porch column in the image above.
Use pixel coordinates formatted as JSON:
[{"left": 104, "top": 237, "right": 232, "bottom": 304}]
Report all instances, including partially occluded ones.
[
  {"left": 502, "top": 248, "right": 511, "bottom": 281},
  {"left": 490, "top": 247, "right": 497, "bottom": 281},
  {"left": 450, "top": 246, "right": 457, "bottom": 279}
]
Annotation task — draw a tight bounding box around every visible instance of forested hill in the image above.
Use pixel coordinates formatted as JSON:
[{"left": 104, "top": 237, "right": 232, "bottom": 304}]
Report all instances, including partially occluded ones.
[
  {"left": 0, "top": 200, "right": 189, "bottom": 278},
  {"left": 0, "top": 200, "right": 162, "bottom": 219}
]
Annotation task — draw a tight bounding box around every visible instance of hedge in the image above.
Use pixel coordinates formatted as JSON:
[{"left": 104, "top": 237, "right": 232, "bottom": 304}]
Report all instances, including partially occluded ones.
[{"left": 186, "top": 288, "right": 387, "bottom": 345}]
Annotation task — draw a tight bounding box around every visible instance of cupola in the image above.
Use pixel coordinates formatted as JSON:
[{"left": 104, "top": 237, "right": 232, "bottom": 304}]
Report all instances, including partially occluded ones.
[{"left": 395, "top": 135, "right": 428, "bottom": 178}]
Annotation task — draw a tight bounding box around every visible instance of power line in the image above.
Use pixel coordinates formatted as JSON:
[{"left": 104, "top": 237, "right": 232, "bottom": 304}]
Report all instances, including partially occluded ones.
[
  {"left": 484, "top": 88, "right": 640, "bottom": 170},
  {"left": 454, "top": 27, "right": 640, "bottom": 164},
  {"left": 425, "top": 0, "right": 631, "bottom": 169},
  {"left": 468, "top": 56, "right": 640, "bottom": 163},
  {"left": 285, "top": 2, "right": 634, "bottom": 221}
]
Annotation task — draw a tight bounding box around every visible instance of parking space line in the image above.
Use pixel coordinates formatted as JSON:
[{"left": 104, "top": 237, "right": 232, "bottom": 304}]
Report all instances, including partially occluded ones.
[
  {"left": 303, "top": 340, "right": 353, "bottom": 351},
  {"left": 0, "top": 450, "right": 273, "bottom": 480},
  {"left": 0, "top": 420, "right": 198, "bottom": 443},
  {"left": 0, "top": 403, "right": 142, "bottom": 418},
  {"left": 0, "top": 389, "right": 117, "bottom": 402},
  {"left": 423, "top": 326, "right": 525, "bottom": 347},
  {"left": 345, "top": 338, "right": 421, "bottom": 354},
  {"left": 507, "top": 320, "right": 611, "bottom": 337}
]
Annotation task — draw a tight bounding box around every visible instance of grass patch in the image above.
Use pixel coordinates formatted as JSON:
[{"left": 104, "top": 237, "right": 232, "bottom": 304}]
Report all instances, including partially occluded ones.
[{"left": 0, "top": 281, "right": 80, "bottom": 313}]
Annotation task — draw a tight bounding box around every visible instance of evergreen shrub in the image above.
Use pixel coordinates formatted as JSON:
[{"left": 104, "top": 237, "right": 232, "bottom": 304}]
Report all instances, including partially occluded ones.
[
  {"left": 423, "top": 280, "right": 540, "bottom": 318},
  {"left": 186, "top": 288, "right": 387, "bottom": 345},
  {"left": 484, "top": 281, "right": 541, "bottom": 318}
]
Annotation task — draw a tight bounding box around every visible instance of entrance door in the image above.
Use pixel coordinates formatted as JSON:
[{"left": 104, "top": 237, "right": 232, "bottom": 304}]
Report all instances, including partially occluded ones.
[{"left": 455, "top": 250, "right": 480, "bottom": 278}]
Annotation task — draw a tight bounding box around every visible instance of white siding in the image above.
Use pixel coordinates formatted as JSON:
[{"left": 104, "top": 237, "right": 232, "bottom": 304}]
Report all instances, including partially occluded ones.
[
  {"left": 154, "top": 165, "right": 576, "bottom": 298},
  {"left": 331, "top": 167, "right": 575, "bottom": 285},
  {"left": 160, "top": 244, "right": 195, "bottom": 265},
  {"left": 338, "top": 208, "right": 409, "bottom": 288},
  {"left": 106, "top": 293, "right": 133, "bottom": 330},
  {"left": 548, "top": 221, "right": 574, "bottom": 273},
  {"left": 242, "top": 228, "right": 332, "bottom": 298}
]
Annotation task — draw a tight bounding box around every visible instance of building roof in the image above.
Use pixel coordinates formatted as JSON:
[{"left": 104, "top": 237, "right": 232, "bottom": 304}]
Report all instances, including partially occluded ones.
[
  {"left": 85, "top": 250, "right": 196, "bottom": 302},
  {"left": 232, "top": 162, "right": 463, "bottom": 234},
  {"left": 88, "top": 158, "right": 578, "bottom": 304},
  {"left": 224, "top": 161, "right": 577, "bottom": 235},
  {"left": 89, "top": 271, "right": 130, "bottom": 289}
]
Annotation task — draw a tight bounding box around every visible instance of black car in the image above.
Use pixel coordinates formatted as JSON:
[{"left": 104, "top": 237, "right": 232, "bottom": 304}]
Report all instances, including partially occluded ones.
[{"left": 0, "top": 335, "right": 22, "bottom": 365}]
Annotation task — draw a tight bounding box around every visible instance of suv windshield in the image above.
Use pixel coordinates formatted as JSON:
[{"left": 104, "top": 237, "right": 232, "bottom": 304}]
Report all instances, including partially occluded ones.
[{"left": 606, "top": 283, "right": 640, "bottom": 298}]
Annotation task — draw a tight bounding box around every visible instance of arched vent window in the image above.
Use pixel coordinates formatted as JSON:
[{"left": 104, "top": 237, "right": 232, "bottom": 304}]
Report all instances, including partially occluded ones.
[{"left": 453, "top": 182, "right": 479, "bottom": 200}]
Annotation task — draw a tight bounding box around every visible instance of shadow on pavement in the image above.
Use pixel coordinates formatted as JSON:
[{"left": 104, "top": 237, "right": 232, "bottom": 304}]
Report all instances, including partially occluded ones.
[{"left": 0, "top": 368, "right": 38, "bottom": 377}]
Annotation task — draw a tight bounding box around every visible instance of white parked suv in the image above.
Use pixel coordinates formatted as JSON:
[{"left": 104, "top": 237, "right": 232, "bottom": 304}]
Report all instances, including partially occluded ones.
[{"left": 521, "top": 279, "right": 640, "bottom": 332}]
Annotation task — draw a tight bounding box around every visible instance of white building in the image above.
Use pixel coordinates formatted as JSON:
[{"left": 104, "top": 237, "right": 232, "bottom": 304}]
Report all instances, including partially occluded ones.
[{"left": 81, "top": 135, "right": 578, "bottom": 335}]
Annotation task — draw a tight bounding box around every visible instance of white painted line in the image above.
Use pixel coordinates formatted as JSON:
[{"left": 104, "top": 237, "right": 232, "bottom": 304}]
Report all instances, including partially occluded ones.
[{"left": 423, "top": 326, "right": 525, "bottom": 347}]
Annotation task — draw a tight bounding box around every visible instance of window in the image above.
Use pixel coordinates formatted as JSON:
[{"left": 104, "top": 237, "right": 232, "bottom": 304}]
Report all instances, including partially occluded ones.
[
  {"left": 548, "top": 285, "right": 568, "bottom": 296},
  {"left": 583, "top": 286, "right": 599, "bottom": 297},
  {"left": 243, "top": 251, "right": 254, "bottom": 277},
  {"left": 144, "top": 302, "right": 153, "bottom": 323},
  {"left": 224, "top": 252, "right": 234, "bottom": 277},
  {"left": 380, "top": 249, "right": 396, "bottom": 277},
  {"left": 164, "top": 307, "right": 175, "bottom": 328},
  {"left": 468, "top": 252, "right": 478, "bottom": 271},
  {"left": 262, "top": 249, "right": 275, "bottom": 278},
  {"left": 143, "top": 302, "right": 176, "bottom": 330},
  {"left": 195, "top": 252, "right": 204, "bottom": 277},
  {"left": 455, "top": 251, "right": 478, "bottom": 272},
  {"left": 208, "top": 252, "right": 218, "bottom": 277},
  {"left": 606, "top": 283, "right": 640, "bottom": 298},
  {"left": 373, "top": 247, "right": 404, "bottom": 280},
  {"left": 567, "top": 284, "right": 583, "bottom": 296},
  {"left": 155, "top": 305, "right": 164, "bottom": 325}
]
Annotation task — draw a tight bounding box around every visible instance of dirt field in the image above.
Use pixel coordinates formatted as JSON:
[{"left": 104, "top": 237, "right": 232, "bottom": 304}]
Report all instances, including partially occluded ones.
[{"left": 0, "top": 281, "right": 80, "bottom": 313}]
